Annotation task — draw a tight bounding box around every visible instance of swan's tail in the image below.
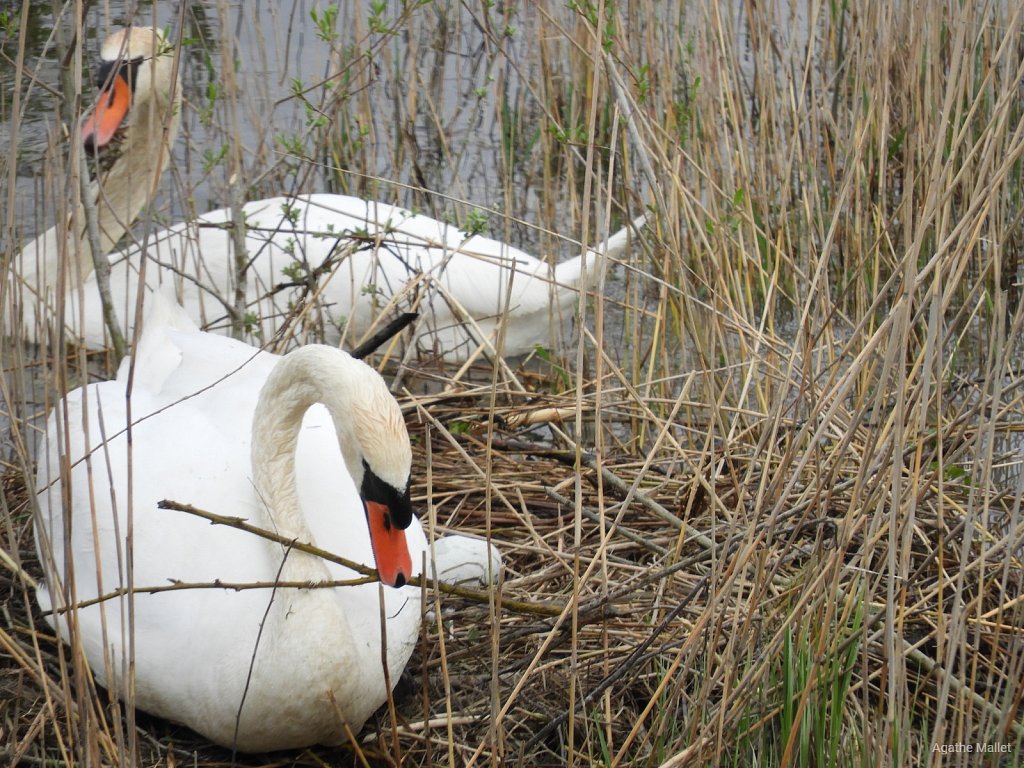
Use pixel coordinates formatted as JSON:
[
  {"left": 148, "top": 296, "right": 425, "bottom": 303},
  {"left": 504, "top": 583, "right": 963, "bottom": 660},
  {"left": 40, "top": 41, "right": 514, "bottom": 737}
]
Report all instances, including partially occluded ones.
[
  {"left": 116, "top": 289, "right": 198, "bottom": 384},
  {"left": 138, "top": 288, "right": 199, "bottom": 334},
  {"left": 554, "top": 211, "right": 647, "bottom": 286}
]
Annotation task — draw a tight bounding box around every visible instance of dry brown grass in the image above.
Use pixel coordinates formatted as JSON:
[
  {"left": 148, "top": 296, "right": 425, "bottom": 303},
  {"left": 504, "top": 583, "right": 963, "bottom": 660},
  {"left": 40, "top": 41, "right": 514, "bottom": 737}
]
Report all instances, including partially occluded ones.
[{"left": 3, "top": 1, "right": 1024, "bottom": 766}]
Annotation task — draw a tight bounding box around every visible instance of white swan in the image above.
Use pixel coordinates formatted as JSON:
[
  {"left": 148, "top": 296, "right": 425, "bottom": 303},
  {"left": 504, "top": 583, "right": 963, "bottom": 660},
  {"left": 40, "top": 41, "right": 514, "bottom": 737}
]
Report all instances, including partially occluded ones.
[
  {"left": 11, "top": 26, "right": 181, "bottom": 344},
  {"left": 33, "top": 293, "right": 499, "bottom": 751},
  {"left": 11, "top": 28, "right": 645, "bottom": 360},
  {"left": 105, "top": 194, "right": 647, "bottom": 360}
]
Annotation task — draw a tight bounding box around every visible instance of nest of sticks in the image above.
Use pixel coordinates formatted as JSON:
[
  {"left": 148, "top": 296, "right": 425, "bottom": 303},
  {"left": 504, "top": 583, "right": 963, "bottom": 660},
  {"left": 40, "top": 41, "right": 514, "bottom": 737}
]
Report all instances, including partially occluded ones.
[{"left": 2, "top": 360, "right": 1022, "bottom": 767}]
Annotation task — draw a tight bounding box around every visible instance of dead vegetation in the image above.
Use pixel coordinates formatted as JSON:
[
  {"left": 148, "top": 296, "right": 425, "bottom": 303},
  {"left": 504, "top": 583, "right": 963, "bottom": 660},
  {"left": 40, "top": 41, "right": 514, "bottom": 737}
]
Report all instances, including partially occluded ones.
[{"left": 3, "top": 1, "right": 1024, "bottom": 766}]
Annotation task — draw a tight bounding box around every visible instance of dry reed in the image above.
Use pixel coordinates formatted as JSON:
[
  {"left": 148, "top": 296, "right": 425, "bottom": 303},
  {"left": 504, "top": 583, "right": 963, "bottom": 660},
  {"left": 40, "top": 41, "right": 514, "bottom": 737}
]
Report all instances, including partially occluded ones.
[{"left": 2, "top": 1, "right": 1024, "bottom": 766}]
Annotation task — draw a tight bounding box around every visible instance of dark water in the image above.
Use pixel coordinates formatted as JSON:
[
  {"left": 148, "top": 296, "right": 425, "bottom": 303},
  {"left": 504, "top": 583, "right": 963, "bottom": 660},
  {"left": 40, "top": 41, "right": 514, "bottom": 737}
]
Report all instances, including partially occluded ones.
[{"left": 1, "top": 1, "right": 608, "bottom": 254}]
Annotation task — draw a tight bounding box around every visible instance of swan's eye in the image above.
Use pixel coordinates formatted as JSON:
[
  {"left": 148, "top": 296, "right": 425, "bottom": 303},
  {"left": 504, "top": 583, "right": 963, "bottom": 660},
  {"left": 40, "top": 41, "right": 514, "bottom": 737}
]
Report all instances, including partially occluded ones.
[
  {"left": 95, "top": 56, "right": 145, "bottom": 92},
  {"left": 360, "top": 461, "right": 414, "bottom": 530}
]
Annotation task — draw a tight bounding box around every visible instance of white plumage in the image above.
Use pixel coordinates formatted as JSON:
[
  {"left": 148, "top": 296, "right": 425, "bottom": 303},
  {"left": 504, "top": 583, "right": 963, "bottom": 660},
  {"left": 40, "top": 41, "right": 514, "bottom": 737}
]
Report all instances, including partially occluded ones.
[{"left": 34, "top": 293, "right": 499, "bottom": 751}]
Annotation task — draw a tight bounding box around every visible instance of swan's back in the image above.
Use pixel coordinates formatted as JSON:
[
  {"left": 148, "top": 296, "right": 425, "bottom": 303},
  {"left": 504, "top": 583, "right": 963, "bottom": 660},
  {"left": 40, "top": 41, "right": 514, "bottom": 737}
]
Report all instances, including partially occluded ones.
[{"left": 102, "top": 194, "right": 597, "bottom": 358}]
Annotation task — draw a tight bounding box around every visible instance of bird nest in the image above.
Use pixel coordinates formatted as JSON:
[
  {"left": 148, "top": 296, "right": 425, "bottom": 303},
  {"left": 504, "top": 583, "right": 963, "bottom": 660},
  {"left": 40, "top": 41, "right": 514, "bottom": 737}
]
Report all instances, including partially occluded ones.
[{"left": 3, "top": 364, "right": 1022, "bottom": 767}]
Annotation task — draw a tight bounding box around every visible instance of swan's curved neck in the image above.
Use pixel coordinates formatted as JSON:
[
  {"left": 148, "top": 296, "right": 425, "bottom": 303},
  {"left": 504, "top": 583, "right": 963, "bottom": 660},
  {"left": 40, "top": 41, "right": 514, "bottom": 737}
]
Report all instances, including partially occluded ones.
[
  {"left": 89, "top": 81, "right": 181, "bottom": 268},
  {"left": 250, "top": 346, "right": 388, "bottom": 579},
  {"left": 17, "top": 70, "right": 180, "bottom": 299}
]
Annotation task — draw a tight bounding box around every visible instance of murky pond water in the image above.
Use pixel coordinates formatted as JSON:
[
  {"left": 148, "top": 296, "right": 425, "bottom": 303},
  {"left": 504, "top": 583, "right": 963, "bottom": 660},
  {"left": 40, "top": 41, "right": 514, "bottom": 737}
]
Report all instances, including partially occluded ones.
[{"left": 3, "top": 1, "right": 647, "bottom": 252}]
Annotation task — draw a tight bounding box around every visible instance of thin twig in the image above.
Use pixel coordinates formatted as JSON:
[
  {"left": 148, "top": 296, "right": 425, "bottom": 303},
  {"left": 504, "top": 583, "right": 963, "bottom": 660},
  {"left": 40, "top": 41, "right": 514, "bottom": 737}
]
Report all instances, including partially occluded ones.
[{"left": 156, "top": 499, "right": 576, "bottom": 618}]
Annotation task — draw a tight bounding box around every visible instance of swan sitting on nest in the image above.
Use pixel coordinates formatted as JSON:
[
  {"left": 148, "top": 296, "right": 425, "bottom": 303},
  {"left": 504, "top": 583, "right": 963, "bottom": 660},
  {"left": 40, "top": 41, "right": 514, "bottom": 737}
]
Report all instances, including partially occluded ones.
[
  {"left": 10, "top": 26, "right": 645, "bottom": 361},
  {"left": 33, "top": 292, "right": 501, "bottom": 751}
]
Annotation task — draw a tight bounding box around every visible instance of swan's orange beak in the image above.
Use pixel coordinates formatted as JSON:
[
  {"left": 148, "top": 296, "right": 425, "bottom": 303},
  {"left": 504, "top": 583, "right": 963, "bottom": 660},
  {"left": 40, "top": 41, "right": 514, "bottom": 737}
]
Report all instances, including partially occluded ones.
[
  {"left": 366, "top": 500, "right": 412, "bottom": 588},
  {"left": 82, "top": 72, "right": 132, "bottom": 150}
]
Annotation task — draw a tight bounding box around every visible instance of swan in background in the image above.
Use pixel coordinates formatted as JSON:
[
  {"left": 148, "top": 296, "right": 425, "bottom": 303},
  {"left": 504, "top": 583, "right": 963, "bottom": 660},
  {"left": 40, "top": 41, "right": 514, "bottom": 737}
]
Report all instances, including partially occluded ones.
[
  {"left": 33, "top": 292, "right": 501, "bottom": 751},
  {"left": 110, "top": 195, "right": 647, "bottom": 360},
  {"left": 11, "top": 26, "right": 645, "bottom": 361},
  {"left": 10, "top": 26, "right": 181, "bottom": 344},
  {"left": 62, "top": 188, "right": 645, "bottom": 361}
]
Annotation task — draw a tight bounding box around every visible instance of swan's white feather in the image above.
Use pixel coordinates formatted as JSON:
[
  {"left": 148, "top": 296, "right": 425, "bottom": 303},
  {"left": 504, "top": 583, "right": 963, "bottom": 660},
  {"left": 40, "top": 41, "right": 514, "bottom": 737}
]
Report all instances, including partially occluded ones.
[
  {"left": 431, "top": 536, "right": 503, "bottom": 586},
  {"left": 73, "top": 194, "right": 643, "bottom": 359},
  {"left": 13, "top": 28, "right": 644, "bottom": 362}
]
